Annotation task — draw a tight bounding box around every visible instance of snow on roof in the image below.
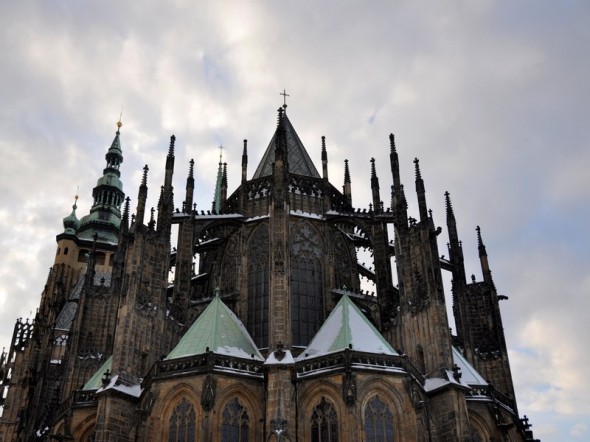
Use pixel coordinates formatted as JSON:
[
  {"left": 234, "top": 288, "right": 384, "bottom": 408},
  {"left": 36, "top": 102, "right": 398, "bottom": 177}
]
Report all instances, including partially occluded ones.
[
  {"left": 165, "top": 295, "right": 264, "bottom": 361},
  {"left": 97, "top": 374, "right": 142, "bottom": 398},
  {"left": 290, "top": 210, "right": 324, "bottom": 220},
  {"left": 264, "top": 349, "right": 295, "bottom": 365},
  {"left": 296, "top": 294, "right": 398, "bottom": 361}
]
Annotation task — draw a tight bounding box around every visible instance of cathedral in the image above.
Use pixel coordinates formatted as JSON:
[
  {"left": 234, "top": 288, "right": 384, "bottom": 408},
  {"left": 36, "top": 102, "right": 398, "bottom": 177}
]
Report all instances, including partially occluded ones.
[{"left": 0, "top": 105, "right": 540, "bottom": 441}]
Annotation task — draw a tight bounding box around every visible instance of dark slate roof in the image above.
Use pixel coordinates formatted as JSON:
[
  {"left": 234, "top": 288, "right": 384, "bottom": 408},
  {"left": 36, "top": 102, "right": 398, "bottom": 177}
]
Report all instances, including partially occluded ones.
[
  {"left": 54, "top": 271, "right": 112, "bottom": 331},
  {"left": 252, "top": 113, "right": 321, "bottom": 179}
]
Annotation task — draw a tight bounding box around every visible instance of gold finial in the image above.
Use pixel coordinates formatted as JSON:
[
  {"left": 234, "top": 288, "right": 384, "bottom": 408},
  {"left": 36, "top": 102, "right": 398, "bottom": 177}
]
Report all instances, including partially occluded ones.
[{"left": 117, "top": 106, "right": 124, "bottom": 129}]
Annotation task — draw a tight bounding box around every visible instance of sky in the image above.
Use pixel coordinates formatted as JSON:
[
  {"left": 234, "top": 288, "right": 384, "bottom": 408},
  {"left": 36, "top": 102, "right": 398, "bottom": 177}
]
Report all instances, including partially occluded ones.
[{"left": 0, "top": 1, "right": 588, "bottom": 440}]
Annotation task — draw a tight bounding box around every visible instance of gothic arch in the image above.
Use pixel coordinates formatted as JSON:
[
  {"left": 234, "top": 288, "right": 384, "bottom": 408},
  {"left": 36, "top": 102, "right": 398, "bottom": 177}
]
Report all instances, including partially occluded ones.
[
  {"left": 72, "top": 413, "right": 97, "bottom": 442},
  {"left": 214, "top": 384, "right": 262, "bottom": 442},
  {"left": 156, "top": 383, "right": 200, "bottom": 441},
  {"left": 246, "top": 222, "right": 270, "bottom": 348},
  {"left": 290, "top": 220, "right": 325, "bottom": 346},
  {"left": 357, "top": 377, "right": 412, "bottom": 441},
  {"left": 468, "top": 411, "right": 492, "bottom": 442},
  {"left": 298, "top": 381, "right": 344, "bottom": 441}
]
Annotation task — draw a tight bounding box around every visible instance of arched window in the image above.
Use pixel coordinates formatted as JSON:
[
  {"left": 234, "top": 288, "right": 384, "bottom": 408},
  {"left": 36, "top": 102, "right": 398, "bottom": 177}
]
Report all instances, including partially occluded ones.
[
  {"left": 221, "top": 398, "right": 249, "bottom": 442},
  {"left": 247, "top": 225, "right": 269, "bottom": 348},
  {"left": 291, "top": 222, "right": 323, "bottom": 346},
  {"left": 64, "top": 247, "right": 69, "bottom": 256},
  {"left": 168, "top": 398, "right": 196, "bottom": 442},
  {"left": 364, "top": 395, "right": 394, "bottom": 442},
  {"left": 311, "top": 397, "right": 338, "bottom": 442}
]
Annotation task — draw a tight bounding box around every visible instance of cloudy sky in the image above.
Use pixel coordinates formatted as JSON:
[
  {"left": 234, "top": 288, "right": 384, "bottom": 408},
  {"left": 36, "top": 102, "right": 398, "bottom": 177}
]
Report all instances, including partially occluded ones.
[{"left": 0, "top": 1, "right": 588, "bottom": 439}]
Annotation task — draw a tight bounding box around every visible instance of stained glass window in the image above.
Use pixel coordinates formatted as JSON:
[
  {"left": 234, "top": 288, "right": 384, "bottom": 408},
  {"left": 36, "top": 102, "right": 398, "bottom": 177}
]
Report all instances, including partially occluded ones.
[
  {"left": 168, "top": 398, "right": 196, "bottom": 442},
  {"left": 247, "top": 226, "right": 269, "bottom": 348},
  {"left": 221, "top": 398, "right": 249, "bottom": 442},
  {"left": 364, "top": 395, "right": 394, "bottom": 441},
  {"left": 311, "top": 397, "right": 338, "bottom": 442}
]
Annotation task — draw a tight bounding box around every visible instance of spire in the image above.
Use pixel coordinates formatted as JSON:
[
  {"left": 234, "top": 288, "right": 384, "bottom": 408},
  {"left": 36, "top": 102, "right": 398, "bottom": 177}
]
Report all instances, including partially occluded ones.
[
  {"left": 370, "top": 158, "right": 381, "bottom": 214},
  {"left": 241, "top": 139, "right": 248, "bottom": 183},
  {"left": 158, "top": 135, "right": 176, "bottom": 236},
  {"left": 185, "top": 159, "right": 194, "bottom": 214},
  {"left": 213, "top": 146, "right": 223, "bottom": 214},
  {"left": 62, "top": 194, "right": 80, "bottom": 234},
  {"left": 275, "top": 107, "right": 287, "bottom": 162},
  {"left": 121, "top": 197, "right": 130, "bottom": 233},
  {"left": 476, "top": 226, "right": 493, "bottom": 284},
  {"left": 321, "top": 136, "right": 328, "bottom": 180},
  {"left": 389, "top": 133, "right": 407, "bottom": 231},
  {"left": 148, "top": 207, "right": 156, "bottom": 231},
  {"left": 77, "top": 121, "right": 125, "bottom": 242},
  {"left": 136, "top": 165, "right": 149, "bottom": 227},
  {"left": 445, "top": 191, "right": 466, "bottom": 287},
  {"left": 414, "top": 158, "right": 428, "bottom": 223},
  {"left": 343, "top": 159, "right": 352, "bottom": 205}
]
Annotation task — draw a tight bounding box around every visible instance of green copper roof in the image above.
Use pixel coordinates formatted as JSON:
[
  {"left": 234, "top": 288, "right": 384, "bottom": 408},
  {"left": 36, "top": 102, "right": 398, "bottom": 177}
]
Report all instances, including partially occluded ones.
[
  {"left": 297, "top": 294, "right": 398, "bottom": 360},
  {"left": 82, "top": 355, "right": 112, "bottom": 390},
  {"left": 252, "top": 113, "right": 321, "bottom": 179},
  {"left": 166, "top": 294, "right": 264, "bottom": 361}
]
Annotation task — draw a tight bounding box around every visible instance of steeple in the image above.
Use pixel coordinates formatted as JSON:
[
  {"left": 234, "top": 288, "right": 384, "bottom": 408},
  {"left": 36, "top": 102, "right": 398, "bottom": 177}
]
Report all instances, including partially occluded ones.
[
  {"left": 62, "top": 195, "right": 80, "bottom": 234},
  {"left": 77, "top": 121, "right": 125, "bottom": 243}
]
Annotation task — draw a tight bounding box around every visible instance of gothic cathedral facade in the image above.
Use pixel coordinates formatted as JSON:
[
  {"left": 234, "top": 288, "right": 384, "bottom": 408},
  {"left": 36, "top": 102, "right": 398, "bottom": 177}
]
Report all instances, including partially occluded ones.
[{"left": 0, "top": 107, "right": 540, "bottom": 441}]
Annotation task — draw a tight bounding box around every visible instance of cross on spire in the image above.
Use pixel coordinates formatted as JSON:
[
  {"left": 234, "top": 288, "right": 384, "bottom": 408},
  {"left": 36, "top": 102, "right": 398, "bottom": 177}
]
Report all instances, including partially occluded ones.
[
  {"left": 218, "top": 144, "right": 223, "bottom": 164},
  {"left": 280, "top": 89, "right": 290, "bottom": 109}
]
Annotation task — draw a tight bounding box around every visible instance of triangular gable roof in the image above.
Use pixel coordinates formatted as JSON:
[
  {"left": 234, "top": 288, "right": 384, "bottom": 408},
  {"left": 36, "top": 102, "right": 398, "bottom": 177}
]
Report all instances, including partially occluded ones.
[
  {"left": 252, "top": 113, "right": 321, "bottom": 179},
  {"left": 452, "top": 346, "right": 487, "bottom": 386},
  {"left": 166, "top": 295, "right": 264, "bottom": 361},
  {"left": 82, "top": 355, "right": 112, "bottom": 391},
  {"left": 297, "top": 294, "right": 398, "bottom": 360}
]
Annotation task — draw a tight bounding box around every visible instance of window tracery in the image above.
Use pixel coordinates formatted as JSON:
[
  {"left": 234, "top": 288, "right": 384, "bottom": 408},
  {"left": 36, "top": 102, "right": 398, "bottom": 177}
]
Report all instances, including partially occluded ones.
[
  {"left": 168, "top": 398, "right": 196, "bottom": 442},
  {"left": 311, "top": 397, "right": 338, "bottom": 442},
  {"left": 221, "top": 398, "right": 249, "bottom": 442},
  {"left": 364, "top": 395, "right": 394, "bottom": 442}
]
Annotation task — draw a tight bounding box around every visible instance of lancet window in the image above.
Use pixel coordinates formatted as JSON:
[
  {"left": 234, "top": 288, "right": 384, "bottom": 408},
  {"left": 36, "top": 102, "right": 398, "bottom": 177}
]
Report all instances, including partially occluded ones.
[
  {"left": 364, "top": 395, "right": 394, "bottom": 441},
  {"left": 221, "top": 398, "right": 249, "bottom": 442},
  {"left": 168, "top": 398, "right": 196, "bottom": 442},
  {"left": 311, "top": 397, "right": 338, "bottom": 442}
]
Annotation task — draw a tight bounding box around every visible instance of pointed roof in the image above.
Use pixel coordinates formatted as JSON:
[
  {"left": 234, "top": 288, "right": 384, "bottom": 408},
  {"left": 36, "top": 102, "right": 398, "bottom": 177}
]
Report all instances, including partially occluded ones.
[
  {"left": 297, "top": 294, "right": 398, "bottom": 360},
  {"left": 82, "top": 355, "right": 112, "bottom": 390},
  {"left": 166, "top": 294, "right": 264, "bottom": 361},
  {"left": 252, "top": 113, "right": 321, "bottom": 179}
]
